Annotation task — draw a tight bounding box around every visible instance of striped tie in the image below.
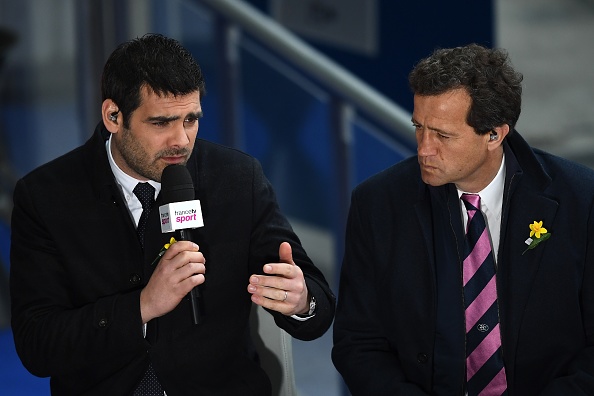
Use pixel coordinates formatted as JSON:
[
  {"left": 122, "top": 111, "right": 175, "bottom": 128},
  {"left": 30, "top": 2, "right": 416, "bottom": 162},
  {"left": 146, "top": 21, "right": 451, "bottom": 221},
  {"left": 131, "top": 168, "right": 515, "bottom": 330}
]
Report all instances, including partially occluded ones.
[{"left": 461, "top": 194, "right": 507, "bottom": 396}]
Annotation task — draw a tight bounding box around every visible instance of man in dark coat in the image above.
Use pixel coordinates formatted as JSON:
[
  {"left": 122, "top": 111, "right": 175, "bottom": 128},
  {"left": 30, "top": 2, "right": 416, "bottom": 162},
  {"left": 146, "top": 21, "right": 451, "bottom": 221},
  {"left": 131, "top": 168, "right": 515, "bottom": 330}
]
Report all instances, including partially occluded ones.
[
  {"left": 10, "top": 34, "right": 335, "bottom": 395},
  {"left": 332, "top": 44, "right": 594, "bottom": 395}
]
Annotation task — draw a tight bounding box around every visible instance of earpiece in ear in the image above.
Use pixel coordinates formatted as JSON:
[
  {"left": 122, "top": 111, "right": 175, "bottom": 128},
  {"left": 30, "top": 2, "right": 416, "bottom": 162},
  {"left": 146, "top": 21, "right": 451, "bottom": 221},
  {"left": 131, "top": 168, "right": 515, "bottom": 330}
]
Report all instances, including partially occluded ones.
[
  {"left": 489, "top": 132, "right": 498, "bottom": 141},
  {"left": 109, "top": 112, "right": 118, "bottom": 122}
]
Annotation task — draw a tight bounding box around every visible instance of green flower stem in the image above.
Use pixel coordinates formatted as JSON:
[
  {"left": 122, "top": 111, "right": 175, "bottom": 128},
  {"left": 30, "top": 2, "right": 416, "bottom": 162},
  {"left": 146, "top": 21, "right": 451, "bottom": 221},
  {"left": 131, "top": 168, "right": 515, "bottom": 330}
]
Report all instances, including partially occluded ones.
[
  {"left": 522, "top": 232, "right": 551, "bottom": 255},
  {"left": 151, "top": 248, "right": 166, "bottom": 266}
]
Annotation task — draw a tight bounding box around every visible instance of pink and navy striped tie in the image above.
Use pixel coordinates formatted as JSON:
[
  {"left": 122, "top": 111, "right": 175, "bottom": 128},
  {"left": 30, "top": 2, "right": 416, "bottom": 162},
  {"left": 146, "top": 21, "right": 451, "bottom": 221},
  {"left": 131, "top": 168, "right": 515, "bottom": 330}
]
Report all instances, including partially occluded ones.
[{"left": 461, "top": 194, "right": 507, "bottom": 396}]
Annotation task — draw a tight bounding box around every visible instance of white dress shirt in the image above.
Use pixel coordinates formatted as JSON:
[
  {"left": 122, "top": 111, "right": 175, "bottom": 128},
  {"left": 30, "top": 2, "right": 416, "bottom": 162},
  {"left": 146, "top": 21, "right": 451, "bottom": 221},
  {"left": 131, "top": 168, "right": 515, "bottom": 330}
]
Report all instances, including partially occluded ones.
[{"left": 457, "top": 153, "right": 506, "bottom": 263}]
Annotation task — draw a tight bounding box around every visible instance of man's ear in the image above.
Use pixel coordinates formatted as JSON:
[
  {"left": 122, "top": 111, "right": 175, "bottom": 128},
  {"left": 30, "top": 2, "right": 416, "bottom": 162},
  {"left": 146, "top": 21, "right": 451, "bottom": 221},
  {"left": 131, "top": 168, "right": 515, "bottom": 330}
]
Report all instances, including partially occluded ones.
[
  {"left": 101, "top": 99, "right": 120, "bottom": 133},
  {"left": 487, "top": 124, "right": 510, "bottom": 150}
]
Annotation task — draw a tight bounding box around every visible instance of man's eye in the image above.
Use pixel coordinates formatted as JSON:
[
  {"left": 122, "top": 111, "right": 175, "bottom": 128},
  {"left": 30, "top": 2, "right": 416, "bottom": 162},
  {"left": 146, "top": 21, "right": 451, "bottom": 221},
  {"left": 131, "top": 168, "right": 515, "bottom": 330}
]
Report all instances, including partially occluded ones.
[
  {"left": 152, "top": 121, "right": 168, "bottom": 127},
  {"left": 184, "top": 118, "right": 198, "bottom": 127}
]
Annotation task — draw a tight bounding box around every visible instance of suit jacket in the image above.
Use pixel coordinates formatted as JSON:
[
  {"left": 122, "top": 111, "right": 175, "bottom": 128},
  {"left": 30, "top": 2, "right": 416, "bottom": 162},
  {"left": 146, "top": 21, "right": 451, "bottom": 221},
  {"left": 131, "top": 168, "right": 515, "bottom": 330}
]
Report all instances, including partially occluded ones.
[
  {"left": 10, "top": 123, "right": 335, "bottom": 395},
  {"left": 332, "top": 130, "right": 594, "bottom": 395}
]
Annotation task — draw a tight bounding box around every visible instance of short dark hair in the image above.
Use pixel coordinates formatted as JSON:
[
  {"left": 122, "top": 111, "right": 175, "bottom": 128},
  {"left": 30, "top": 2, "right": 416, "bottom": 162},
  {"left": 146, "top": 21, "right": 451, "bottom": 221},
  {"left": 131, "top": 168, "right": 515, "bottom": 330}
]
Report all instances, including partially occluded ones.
[
  {"left": 101, "top": 33, "right": 206, "bottom": 128},
  {"left": 408, "top": 43, "right": 523, "bottom": 134}
]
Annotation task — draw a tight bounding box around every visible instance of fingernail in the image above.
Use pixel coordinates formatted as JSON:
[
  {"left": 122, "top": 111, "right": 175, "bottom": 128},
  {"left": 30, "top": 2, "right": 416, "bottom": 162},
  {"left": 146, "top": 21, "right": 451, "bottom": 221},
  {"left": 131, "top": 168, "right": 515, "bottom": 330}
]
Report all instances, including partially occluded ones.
[{"left": 250, "top": 276, "right": 258, "bottom": 284}]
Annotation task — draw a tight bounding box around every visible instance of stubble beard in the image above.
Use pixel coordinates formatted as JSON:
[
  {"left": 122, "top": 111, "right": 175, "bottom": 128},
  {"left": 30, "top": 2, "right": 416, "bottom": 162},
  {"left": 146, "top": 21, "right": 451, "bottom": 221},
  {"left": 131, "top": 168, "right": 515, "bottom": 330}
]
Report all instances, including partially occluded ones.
[{"left": 116, "top": 128, "right": 191, "bottom": 182}]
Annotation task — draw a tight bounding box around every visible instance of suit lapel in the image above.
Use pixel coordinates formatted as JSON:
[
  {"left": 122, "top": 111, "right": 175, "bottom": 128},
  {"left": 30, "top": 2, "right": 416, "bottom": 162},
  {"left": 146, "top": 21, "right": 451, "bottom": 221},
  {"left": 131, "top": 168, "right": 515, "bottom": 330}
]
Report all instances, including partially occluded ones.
[
  {"left": 415, "top": 198, "right": 435, "bottom": 270},
  {"left": 497, "top": 140, "right": 558, "bottom": 370},
  {"left": 85, "top": 123, "right": 142, "bottom": 256},
  {"left": 498, "top": 187, "right": 558, "bottom": 358}
]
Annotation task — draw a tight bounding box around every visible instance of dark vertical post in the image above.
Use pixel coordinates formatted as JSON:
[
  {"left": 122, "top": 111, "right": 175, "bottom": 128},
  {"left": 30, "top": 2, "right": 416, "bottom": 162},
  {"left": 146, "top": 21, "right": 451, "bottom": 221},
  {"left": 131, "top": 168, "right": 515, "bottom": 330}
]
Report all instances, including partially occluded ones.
[{"left": 214, "top": 15, "right": 242, "bottom": 149}]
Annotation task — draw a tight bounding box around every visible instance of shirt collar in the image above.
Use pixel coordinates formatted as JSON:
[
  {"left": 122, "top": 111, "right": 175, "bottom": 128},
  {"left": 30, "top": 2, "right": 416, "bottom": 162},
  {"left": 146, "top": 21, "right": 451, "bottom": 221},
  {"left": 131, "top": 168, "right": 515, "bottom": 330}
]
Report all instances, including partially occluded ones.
[{"left": 457, "top": 153, "right": 506, "bottom": 217}]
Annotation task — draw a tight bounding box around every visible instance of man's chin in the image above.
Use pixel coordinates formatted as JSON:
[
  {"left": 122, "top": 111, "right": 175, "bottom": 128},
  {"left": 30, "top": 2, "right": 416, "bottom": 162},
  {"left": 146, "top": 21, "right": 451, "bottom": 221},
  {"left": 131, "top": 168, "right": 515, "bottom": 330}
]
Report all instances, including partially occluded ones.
[{"left": 421, "top": 174, "right": 446, "bottom": 187}]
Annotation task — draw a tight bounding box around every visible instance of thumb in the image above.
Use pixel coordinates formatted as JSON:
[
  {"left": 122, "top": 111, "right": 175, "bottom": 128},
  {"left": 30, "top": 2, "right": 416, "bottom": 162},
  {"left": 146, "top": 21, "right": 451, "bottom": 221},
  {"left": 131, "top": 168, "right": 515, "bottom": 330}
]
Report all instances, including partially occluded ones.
[{"left": 279, "top": 242, "right": 294, "bottom": 265}]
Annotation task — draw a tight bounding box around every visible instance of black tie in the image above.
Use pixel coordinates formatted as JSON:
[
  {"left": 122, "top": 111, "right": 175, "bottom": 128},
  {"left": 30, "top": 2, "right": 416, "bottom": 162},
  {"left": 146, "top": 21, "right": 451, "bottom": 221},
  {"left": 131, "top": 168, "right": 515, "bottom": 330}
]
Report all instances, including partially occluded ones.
[
  {"left": 133, "top": 182, "right": 155, "bottom": 248},
  {"left": 132, "top": 182, "right": 164, "bottom": 395}
]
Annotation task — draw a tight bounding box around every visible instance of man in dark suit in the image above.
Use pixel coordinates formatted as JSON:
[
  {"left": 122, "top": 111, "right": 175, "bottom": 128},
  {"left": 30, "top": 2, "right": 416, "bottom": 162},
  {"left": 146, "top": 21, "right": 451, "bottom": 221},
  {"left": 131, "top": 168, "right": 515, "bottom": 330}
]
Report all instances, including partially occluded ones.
[
  {"left": 332, "top": 43, "right": 594, "bottom": 395},
  {"left": 10, "top": 34, "right": 335, "bottom": 395}
]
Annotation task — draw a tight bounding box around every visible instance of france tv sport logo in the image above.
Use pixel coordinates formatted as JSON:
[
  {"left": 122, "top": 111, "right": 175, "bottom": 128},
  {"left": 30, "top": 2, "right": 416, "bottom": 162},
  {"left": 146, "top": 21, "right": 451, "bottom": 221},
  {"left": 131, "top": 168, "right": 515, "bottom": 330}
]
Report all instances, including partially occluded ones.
[{"left": 159, "top": 200, "right": 204, "bottom": 233}]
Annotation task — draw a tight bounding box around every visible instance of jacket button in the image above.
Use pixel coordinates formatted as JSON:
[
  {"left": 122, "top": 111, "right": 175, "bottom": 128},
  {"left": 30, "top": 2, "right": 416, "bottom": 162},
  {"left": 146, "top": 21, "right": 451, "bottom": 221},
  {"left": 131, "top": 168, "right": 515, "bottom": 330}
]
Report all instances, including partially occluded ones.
[
  {"left": 98, "top": 318, "right": 108, "bottom": 328},
  {"left": 417, "top": 353, "right": 428, "bottom": 364},
  {"left": 129, "top": 273, "right": 141, "bottom": 284}
]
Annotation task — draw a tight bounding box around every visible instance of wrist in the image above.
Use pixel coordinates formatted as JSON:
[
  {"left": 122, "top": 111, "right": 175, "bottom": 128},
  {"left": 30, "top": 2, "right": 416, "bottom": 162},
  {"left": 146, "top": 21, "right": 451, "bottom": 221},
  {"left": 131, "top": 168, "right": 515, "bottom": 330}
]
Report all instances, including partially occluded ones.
[
  {"left": 139, "top": 289, "right": 154, "bottom": 324},
  {"left": 298, "top": 295, "right": 316, "bottom": 317}
]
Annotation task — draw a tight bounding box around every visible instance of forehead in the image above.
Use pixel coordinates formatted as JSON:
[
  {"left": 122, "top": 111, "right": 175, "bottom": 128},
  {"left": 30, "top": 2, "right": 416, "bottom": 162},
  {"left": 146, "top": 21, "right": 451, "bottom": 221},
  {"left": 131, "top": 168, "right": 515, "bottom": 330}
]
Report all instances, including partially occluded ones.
[
  {"left": 138, "top": 86, "right": 201, "bottom": 112},
  {"left": 413, "top": 89, "right": 471, "bottom": 125}
]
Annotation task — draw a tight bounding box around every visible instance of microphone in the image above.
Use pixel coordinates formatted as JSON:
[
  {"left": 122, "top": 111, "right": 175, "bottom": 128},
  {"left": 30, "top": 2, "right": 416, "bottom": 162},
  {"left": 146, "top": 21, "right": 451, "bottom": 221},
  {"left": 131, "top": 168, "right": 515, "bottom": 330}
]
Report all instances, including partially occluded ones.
[{"left": 159, "top": 164, "right": 204, "bottom": 324}]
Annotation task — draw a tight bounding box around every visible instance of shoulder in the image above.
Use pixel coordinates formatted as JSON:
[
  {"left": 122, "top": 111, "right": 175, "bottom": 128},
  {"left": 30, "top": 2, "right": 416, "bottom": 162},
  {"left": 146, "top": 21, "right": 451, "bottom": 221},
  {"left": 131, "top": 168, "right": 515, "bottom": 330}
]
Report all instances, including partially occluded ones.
[
  {"left": 19, "top": 144, "right": 92, "bottom": 191},
  {"left": 193, "top": 139, "right": 256, "bottom": 164},
  {"left": 188, "top": 139, "right": 260, "bottom": 177},
  {"left": 19, "top": 126, "right": 105, "bottom": 188},
  {"left": 354, "top": 156, "right": 421, "bottom": 202},
  {"left": 535, "top": 149, "right": 594, "bottom": 192},
  {"left": 185, "top": 139, "right": 266, "bottom": 193},
  {"left": 508, "top": 131, "right": 594, "bottom": 194}
]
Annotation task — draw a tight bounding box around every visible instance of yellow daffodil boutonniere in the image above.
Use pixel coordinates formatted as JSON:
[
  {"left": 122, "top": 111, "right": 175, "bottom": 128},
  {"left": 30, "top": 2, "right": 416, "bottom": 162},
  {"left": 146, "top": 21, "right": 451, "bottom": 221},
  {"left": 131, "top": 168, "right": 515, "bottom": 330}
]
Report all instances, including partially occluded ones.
[
  {"left": 522, "top": 221, "right": 551, "bottom": 255},
  {"left": 151, "top": 237, "right": 177, "bottom": 266}
]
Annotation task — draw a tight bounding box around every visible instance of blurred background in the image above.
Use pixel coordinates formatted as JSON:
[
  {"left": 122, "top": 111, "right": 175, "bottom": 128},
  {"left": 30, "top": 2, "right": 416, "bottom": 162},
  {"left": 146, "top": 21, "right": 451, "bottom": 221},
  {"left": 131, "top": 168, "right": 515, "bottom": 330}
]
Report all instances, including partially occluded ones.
[{"left": 1, "top": 0, "right": 593, "bottom": 394}]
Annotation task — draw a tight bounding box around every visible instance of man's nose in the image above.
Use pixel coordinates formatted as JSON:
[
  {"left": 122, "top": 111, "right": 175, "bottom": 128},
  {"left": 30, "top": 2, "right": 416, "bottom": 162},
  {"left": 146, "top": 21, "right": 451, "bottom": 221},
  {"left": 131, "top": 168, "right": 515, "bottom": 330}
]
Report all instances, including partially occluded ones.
[
  {"left": 169, "top": 123, "right": 190, "bottom": 146},
  {"left": 417, "top": 131, "right": 437, "bottom": 157}
]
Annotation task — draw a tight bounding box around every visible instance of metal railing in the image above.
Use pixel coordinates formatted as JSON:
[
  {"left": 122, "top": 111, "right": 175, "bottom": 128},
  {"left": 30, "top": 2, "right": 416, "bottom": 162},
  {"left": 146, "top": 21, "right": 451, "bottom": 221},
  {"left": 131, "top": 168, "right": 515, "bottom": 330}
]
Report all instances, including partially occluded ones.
[{"left": 198, "top": 0, "right": 413, "bottom": 137}]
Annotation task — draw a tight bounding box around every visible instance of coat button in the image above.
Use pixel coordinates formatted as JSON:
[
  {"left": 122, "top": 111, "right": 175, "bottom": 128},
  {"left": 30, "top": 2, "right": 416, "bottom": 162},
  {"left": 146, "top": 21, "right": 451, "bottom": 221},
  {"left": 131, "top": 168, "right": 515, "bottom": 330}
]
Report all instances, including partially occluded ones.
[
  {"left": 129, "top": 273, "right": 141, "bottom": 284},
  {"left": 98, "top": 318, "right": 108, "bottom": 328},
  {"left": 417, "top": 353, "right": 428, "bottom": 364}
]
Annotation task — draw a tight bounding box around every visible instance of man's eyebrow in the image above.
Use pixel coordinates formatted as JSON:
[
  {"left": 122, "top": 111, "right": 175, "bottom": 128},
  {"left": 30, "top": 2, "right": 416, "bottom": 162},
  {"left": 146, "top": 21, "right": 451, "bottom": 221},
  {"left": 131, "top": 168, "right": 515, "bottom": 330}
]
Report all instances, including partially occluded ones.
[
  {"left": 146, "top": 115, "right": 179, "bottom": 122},
  {"left": 411, "top": 117, "right": 453, "bottom": 135},
  {"left": 428, "top": 125, "right": 453, "bottom": 135},
  {"left": 145, "top": 110, "right": 204, "bottom": 123}
]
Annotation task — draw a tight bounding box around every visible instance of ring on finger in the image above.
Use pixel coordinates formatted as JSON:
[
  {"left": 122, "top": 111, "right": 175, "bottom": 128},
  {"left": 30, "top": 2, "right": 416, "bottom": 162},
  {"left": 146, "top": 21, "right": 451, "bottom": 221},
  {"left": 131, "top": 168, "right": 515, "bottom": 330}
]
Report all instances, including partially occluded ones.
[{"left": 282, "top": 291, "right": 288, "bottom": 302}]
